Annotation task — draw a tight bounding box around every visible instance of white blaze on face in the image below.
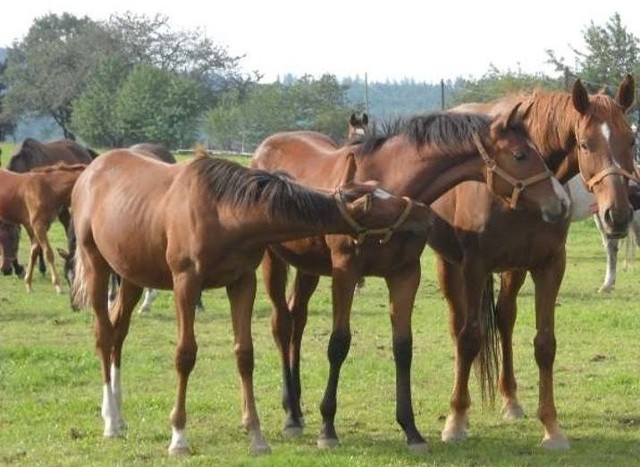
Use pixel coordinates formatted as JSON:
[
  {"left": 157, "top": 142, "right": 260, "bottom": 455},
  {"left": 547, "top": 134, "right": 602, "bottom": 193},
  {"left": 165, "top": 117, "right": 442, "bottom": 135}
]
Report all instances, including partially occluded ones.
[
  {"left": 600, "top": 123, "right": 611, "bottom": 147},
  {"left": 354, "top": 127, "right": 365, "bottom": 135}
]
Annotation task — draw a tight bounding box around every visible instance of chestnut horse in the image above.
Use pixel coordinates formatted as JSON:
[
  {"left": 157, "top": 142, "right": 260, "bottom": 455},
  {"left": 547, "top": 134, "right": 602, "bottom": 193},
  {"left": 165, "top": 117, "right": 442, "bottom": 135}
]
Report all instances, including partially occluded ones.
[
  {"left": 2, "top": 137, "right": 98, "bottom": 276},
  {"left": 0, "top": 163, "right": 87, "bottom": 293},
  {"left": 252, "top": 107, "right": 569, "bottom": 451},
  {"left": 69, "top": 148, "right": 434, "bottom": 455},
  {"left": 430, "top": 75, "right": 636, "bottom": 450}
]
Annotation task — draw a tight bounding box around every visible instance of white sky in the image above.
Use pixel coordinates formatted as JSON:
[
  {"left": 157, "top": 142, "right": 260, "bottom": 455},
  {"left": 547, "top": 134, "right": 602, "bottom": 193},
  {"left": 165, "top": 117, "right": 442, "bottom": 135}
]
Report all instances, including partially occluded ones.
[{"left": 2, "top": 1, "right": 639, "bottom": 84}]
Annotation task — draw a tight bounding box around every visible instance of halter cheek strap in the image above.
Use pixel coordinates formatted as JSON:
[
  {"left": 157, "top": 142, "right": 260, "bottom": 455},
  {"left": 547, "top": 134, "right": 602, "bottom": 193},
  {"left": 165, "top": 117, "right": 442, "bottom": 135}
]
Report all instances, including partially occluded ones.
[
  {"left": 471, "top": 132, "right": 553, "bottom": 209},
  {"left": 333, "top": 189, "right": 415, "bottom": 245}
]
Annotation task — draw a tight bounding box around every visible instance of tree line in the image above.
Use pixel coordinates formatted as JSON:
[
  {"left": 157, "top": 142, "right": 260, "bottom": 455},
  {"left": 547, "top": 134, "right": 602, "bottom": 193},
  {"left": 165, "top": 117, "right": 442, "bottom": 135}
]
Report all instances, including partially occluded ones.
[{"left": 0, "top": 12, "right": 638, "bottom": 152}]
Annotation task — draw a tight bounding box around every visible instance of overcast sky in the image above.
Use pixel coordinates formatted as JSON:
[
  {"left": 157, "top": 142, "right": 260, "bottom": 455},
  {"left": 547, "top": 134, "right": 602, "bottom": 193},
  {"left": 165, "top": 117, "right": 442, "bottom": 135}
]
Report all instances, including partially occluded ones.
[{"left": 3, "top": 1, "right": 639, "bottom": 84}]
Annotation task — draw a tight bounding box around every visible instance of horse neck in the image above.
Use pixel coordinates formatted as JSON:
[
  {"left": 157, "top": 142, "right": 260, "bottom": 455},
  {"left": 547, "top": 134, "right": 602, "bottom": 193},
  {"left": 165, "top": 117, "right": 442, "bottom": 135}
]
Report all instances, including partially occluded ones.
[
  {"left": 359, "top": 142, "right": 484, "bottom": 205},
  {"left": 526, "top": 94, "right": 579, "bottom": 180},
  {"left": 39, "top": 170, "right": 83, "bottom": 201}
]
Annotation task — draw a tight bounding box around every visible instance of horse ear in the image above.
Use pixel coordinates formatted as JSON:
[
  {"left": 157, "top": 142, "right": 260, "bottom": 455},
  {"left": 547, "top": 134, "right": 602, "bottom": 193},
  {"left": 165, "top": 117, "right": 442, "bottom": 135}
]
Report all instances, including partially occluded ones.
[
  {"left": 338, "top": 152, "right": 357, "bottom": 186},
  {"left": 572, "top": 79, "right": 590, "bottom": 115},
  {"left": 519, "top": 99, "right": 534, "bottom": 121},
  {"left": 349, "top": 113, "right": 357, "bottom": 126},
  {"left": 362, "top": 113, "right": 369, "bottom": 125},
  {"left": 504, "top": 102, "right": 522, "bottom": 129},
  {"left": 614, "top": 73, "right": 635, "bottom": 112}
]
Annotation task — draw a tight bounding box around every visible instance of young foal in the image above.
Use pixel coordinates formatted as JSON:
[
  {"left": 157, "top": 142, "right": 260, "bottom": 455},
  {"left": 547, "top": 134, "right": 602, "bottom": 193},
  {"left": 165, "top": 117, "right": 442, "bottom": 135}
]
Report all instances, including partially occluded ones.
[
  {"left": 70, "top": 148, "right": 433, "bottom": 455},
  {"left": 0, "top": 163, "right": 87, "bottom": 293}
]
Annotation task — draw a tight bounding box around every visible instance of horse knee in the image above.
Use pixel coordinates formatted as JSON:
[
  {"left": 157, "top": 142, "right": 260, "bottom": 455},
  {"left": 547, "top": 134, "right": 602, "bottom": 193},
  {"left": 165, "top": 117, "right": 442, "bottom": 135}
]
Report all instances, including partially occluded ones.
[
  {"left": 175, "top": 345, "right": 198, "bottom": 375},
  {"left": 458, "top": 326, "right": 482, "bottom": 359},
  {"left": 392, "top": 335, "right": 413, "bottom": 371},
  {"left": 533, "top": 331, "right": 556, "bottom": 368},
  {"left": 327, "top": 329, "right": 351, "bottom": 365},
  {"left": 234, "top": 344, "right": 255, "bottom": 376}
]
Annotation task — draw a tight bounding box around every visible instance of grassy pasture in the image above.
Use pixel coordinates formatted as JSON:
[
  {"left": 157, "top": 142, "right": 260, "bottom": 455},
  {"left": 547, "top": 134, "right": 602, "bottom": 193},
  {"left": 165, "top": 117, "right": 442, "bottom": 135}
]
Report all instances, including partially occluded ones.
[{"left": 1, "top": 151, "right": 640, "bottom": 466}]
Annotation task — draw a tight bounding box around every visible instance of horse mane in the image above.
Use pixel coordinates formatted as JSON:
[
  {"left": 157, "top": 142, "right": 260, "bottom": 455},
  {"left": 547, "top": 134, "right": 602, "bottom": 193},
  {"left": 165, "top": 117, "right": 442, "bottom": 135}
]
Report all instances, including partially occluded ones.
[
  {"left": 187, "top": 151, "right": 335, "bottom": 224},
  {"left": 29, "top": 163, "right": 88, "bottom": 173},
  {"left": 356, "top": 112, "right": 493, "bottom": 156}
]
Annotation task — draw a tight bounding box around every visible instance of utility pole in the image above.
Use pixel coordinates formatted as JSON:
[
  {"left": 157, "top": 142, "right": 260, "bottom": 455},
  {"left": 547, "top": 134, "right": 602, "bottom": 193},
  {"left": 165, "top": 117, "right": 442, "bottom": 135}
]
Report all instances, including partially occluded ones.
[
  {"left": 364, "top": 72, "right": 369, "bottom": 114},
  {"left": 440, "top": 79, "right": 445, "bottom": 110}
]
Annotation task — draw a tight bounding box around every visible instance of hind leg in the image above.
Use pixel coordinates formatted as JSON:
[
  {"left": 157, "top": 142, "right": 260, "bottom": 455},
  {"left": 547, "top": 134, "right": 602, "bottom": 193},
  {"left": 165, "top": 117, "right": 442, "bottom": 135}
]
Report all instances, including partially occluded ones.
[
  {"left": 31, "top": 221, "right": 62, "bottom": 293},
  {"left": 138, "top": 288, "right": 158, "bottom": 314},
  {"left": 495, "top": 271, "right": 527, "bottom": 420},
  {"left": 108, "top": 279, "right": 144, "bottom": 432}
]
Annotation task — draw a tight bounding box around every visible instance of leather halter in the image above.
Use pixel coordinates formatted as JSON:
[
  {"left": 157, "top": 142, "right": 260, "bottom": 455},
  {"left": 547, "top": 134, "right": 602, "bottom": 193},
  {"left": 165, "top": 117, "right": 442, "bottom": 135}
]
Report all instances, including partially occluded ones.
[
  {"left": 471, "top": 132, "right": 554, "bottom": 209},
  {"left": 580, "top": 164, "right": 639, "bottom": 192},
  {"left": 333, "top": 188, "right": 415, "bottom": 245}
]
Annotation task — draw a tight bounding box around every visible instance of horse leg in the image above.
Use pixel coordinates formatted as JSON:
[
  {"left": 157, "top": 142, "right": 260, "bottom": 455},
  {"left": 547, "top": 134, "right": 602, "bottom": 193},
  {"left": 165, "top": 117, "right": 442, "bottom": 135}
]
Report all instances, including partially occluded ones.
[
  {"left": 107, "top": 278, "right": 143, "bottom": 432},
  {"left": 318, "top": 263, "right": 359, "bottom": 448},
  {"left": 594, "top": 213, "right": 617, "bottom": 292},
  {"left": 167, "top": 271, "right": 200, "bottom": 455},
  {"left": 495, "top": 270, "right": 527, "bottom": 420},
  {"left": 441, "top": 260, "right": 487, "bottom": 443},
  {"left": 31, "top": 222, "right": 62, "bottom": 293},
  {"left": 80, "top": 244, "right": 121, "bottom": 437},
  {"left": 435, "top": 256, "right": 469, "bottom": 442},
  {"left": 261, "top": 248, "right": 310, "bottom": 435},
  {"left": 23, "top": 227, "right": 40, "bottom": 293},
  {"left": 137, "top": 288, "right": 158, "bottom": 314},
  {"left": 195, "top": 293, "right": 205, "bottom": 313},
  {"left": 227, "top": 271, "right": 270, "bottom": 454},
  {"left": 385, "top": 261, "right": 428, "bottom": 452},
  {"left": 108, "top": 274, "right": 120, "bottom": 310},
  {"left": 530, "top": 252, "right": 569, "bottom": 450}
]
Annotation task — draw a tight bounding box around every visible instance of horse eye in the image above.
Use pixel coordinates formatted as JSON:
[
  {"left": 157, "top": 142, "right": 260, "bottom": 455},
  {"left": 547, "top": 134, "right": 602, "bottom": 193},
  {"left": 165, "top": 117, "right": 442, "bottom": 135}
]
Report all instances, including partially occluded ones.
[
  {"left": 514, "top": 152, "right": 526, "bottom": 161},
  {"left": 580, "top": 142, "right": 589, "bottom": 151}
]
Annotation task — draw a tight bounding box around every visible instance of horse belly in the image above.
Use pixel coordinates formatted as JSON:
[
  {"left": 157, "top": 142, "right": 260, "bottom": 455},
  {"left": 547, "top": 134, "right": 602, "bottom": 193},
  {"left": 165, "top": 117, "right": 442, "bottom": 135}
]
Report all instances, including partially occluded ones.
[{"left": 269, "top": 238, "right": 333, "bottom": 275}]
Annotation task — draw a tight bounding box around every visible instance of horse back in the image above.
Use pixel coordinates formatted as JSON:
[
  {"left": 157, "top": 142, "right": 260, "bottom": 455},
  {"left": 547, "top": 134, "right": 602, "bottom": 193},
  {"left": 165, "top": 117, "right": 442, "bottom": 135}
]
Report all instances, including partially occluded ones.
[{"left": 253, "top": 131, "right": 351, "bottom": 190}]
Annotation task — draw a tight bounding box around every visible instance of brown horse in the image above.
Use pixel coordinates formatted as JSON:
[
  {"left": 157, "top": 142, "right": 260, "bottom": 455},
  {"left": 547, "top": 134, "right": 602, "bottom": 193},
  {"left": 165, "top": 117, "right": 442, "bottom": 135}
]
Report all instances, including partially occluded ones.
[
  {"left": 0, "top": 163, "right": 87, "bottom": 293},
  {"left": 251, "top": 107, "right": 569, "bottom": 451},
  {"left": 2, "top": 137, "right": 98, "bottom": 275},
  {"left": 430, "top": 75, "right": 637, "bottom": 450},
  {"left": 0, "top": 221, "right": 23, "bottom": 277},
  {"left": 70, "top": 148, "right": 434, "bottom": 455}
]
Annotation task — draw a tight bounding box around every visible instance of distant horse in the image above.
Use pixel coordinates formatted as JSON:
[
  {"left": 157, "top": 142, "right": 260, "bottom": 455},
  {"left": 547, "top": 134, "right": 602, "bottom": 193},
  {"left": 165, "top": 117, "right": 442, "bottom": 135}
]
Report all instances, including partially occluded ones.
[
  {"left": 70, "top": 148, "right": 434, "bottom": 455},
  {"left": 564, "top": 174, "right": 640, "bottom": 292},
  {"left": 347, "top": 112, "right": 369, "bottom": 142},
  {"left": 430, "top": 75, "right": 636, "bottom": 450},
  {"left": 1, "top": 138, "right": 98, "bottom": 276},
  {"left": 0, "top": 163, "right": 87, "bottom": 292},
  {"left": 252, "top": 107, "right": 568, "bottom": 450}
]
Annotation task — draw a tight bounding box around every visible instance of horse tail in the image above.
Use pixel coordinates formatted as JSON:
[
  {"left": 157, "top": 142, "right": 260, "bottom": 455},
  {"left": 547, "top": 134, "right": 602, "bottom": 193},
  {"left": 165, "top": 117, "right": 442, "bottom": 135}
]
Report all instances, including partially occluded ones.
[
  {"left": 71, "top": 249, "right": 88, "bottom": 311},
  {"left": 474, "top": 273, "right": 500, "bottom": 407}
]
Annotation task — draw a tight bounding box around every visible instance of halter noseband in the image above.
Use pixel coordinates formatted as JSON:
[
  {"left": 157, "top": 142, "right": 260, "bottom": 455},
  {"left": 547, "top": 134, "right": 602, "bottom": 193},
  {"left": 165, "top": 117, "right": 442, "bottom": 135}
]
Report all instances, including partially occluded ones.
[
  {"left": 333, "top": 188, "right": 415, "bottom": 245},
  {"left": 471, "top": 132, "right": 554, "bottom": 209},
  {"left": 580, "top": 164, "right": 640, "bottom": 192}
]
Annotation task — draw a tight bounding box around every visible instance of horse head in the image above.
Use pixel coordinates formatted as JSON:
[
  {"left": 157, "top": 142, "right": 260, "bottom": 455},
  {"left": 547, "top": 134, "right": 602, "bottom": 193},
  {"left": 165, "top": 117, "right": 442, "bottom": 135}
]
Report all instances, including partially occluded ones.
[
  {"left": 482, "top": 103, "right": 570, "bottom": 222},
  {"left": 571, "top": 74, "right": 636, "bottom": 238}
]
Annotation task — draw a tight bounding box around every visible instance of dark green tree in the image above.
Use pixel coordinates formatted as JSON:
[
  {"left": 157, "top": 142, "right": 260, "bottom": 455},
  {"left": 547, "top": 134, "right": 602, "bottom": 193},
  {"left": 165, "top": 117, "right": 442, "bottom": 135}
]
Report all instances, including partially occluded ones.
[
  {"left": 1, "top": 13, "right": 118, "bottom": 138},
  {"left": 0, "top": 60, "right": 17, "bottom": 141}
]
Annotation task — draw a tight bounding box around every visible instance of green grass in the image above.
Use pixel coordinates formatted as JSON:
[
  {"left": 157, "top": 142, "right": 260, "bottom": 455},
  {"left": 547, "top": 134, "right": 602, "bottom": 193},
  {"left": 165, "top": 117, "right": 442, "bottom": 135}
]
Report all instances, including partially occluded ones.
[{"left": 1, "top": 153, "right": 640, "bottom": 466}]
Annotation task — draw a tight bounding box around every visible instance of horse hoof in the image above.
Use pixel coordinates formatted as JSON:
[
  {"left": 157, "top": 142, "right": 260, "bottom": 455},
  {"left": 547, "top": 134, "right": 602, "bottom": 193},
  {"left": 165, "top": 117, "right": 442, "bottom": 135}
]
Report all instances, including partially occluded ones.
[
  {"left": 540, "top": 435, "right": 570, "bottom": 451},
  {"left": 407, "top": 442, "right": 429, "bottom": 454},
  {"left": 317, "top": 437, "right": 339, "bottom": 449},
  {"left": 250, "top": 442, "right": 271, "bottom": 455},
  {"left": 501, "top": 404, "right": 525, "bottom": 421},
  {"left": 168, "top": 446, "right": 190, "bottom": 456},
  {"left": 283, "top": 426, "right": 304, "bottom": 438},
  {"left": 138, "top": 307, "right": 149, "bottom": 315},
  {"left": 598, "top": 285, "right": 613, "bottom": 293}
]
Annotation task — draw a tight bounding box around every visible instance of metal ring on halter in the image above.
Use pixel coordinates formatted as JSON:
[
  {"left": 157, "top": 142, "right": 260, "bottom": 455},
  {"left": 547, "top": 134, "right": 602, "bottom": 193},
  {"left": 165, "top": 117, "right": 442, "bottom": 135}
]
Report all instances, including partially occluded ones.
[{"left": 333, "top": 188, "right": 415, "bottom": 245}]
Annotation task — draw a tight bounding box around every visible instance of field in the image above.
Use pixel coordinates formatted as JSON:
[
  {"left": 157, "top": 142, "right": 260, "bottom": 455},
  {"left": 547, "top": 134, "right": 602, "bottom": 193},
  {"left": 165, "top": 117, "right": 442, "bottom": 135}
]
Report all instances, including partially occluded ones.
[{"left": 1, "top": 152, "right": 640, "bottom": 466}]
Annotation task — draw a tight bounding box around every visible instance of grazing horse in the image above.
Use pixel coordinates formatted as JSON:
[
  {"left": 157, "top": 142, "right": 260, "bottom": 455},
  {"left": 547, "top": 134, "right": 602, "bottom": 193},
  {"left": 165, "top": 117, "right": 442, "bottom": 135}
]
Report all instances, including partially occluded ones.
[
  {"left": 70, "top": 148, "right": 434, "bottom": 455},
  {"left": 0, "top": 163, "right": 87, "bottom": 292},
  {"left": 431, "top": 75, "right": 636, "bottom": 450},
  {"left": 1, "top": 137, "right": 98, "bottom": 275},
  {"left": 252, "top": 107, "right": 568, "bottom": 450}
]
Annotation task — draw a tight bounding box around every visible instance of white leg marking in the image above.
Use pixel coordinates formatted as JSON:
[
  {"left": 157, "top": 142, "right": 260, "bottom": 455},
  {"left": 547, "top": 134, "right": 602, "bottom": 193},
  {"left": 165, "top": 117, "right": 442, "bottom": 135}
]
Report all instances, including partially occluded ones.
[
  {"left": 168, "top": 427, "right": 189, "bottom": 454},
  {"left": 102, "top": 383, "right": 122, "bottom": 437}
]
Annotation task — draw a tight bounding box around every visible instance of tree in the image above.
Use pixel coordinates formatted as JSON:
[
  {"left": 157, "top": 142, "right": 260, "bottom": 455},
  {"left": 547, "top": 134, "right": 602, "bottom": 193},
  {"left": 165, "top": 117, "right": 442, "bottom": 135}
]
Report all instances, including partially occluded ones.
[
  {"left": 0, "top": 60, "right": 17, "bottom": 141},
  {"left": 113, "top": 63, "right": 206, "bottom": 148},
  {"left": 546, "top": 12, "right": 640, "bottom": 90},
  {"left": 1, "top": 13, "right": 118, "bottom": 138}
]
